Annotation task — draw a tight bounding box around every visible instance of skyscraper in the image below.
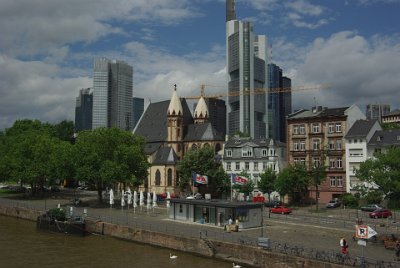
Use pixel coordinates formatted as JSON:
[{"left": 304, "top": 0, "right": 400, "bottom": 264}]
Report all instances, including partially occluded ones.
[
  {"left": 132, "top": 97, "right": 144, "bottom": 129},
  {"left": 226, "top": 0, "right": 268, "bottom": 138},
  {"left": 267, "top": 63, "right": 292, "bottom": 142},
  {"left": 92, "top": 58, "right": 133, "bottom": 130},
  {"left": 74, "top": 88, "right": 93, "bottom": 132},
  {"left": 366, "top": 104, "right": 390, "bottom": 122}
]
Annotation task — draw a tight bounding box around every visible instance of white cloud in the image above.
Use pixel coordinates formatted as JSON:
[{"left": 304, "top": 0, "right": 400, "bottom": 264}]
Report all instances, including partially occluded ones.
[
  {"left": 0, "top": 0, "right": 200, "bottom": 57},
  {"left": 292, "top": 31, "right": 400, "bottom": 111},
  {"left": 0, "top": 55, "right": 91, "bottom": 130},
  {"left": 285, "top": 0, "right": 324, "bottom": 16}
]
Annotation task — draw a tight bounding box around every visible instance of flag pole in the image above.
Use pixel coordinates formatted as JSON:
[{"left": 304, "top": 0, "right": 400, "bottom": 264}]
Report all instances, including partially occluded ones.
[{"left": 230, "top": 174, "right": 233, "bottom": 201}]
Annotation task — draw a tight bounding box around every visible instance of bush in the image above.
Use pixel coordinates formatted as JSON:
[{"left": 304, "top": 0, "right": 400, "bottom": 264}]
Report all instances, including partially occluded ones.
[
  {"left": 48, "top": 208, "right": 66, "bottom": 221},
  {"left": 364, "top": 191, "right": 383, "bottom": 205},
  {"left": 341, "top": 193, "right": 359, "bottom": 208}
]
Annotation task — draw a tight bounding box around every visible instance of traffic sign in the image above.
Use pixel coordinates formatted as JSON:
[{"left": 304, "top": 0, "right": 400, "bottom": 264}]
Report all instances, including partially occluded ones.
[{"left": 355, "top": 225, "right": 378, "bottom": 239}]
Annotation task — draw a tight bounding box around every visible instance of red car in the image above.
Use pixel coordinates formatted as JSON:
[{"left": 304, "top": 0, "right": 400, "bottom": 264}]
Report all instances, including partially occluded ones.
[
  {"left": 270, "top": 206, "right": 292, "bottom": 214},
  {"left": 369, "top": 209, "right": 392, "bottom": 219}
]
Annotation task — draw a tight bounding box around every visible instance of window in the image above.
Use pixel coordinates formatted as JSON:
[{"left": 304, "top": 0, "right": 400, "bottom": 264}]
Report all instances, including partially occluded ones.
[
  {"left": 329, "top": 140, "right": 335, "bottom": 150},
  {"left": 263, "top": 162, "right": 267, "bottom": 170},
  {"left": 299, "top": 125, "right": 305, "bottom": 134},
  {"left": 167, "top": 169, "right": 173, "bottom": 186},
  {"left": 293, "top": 142, "right": 299, "bottom": 151},
  {"left": 300, "top": 141, "right": 306, "bottom": 151},
  {"left": 300, "top": 158, "right": 306, "bottom": 166},
  {"left": 254, "top": 162, "right": 258, "bottom": 171},
  {"left": 293, "top": 125, "right": 298, "bottom": 134},
  {"left": 337, "top": 158, "right": 342, "bottom": 168},
  {"left": 226, "top": 150, "right": 232, "bottom": 157},
  {"left": 313, "top": 138, "right": 320, "bottom": 150},
  {"left": 242, "top": 147, "right": 253, "bottom": 157},
  {"left": 328, "top": 123, "right": 334, "bottom": 133},
  {"left": 330, "top": 158, "right": 335, "bottom": 168},
  {"left": 312, "top": 123, "right": 320, "bottom": 133},
  {"left": 226, "top": 162, "right": 231, "bottom": 171},
  {"left": 336, "top": 123, "right": 342, "bottom": 133},
  {"left": 262, "top": 149, "right": 267, "bottom": 157},
  {"left": 235, "top": 162, "right": 240, "bottom": 170},
  {"left": 330, "top": 177, "right": 336, "bottom": 187},
  {"left": 336, "top": 140, "right": 342, "bottom": 150},
  {"left": 270, "top": 149, "right": 276, "bottom": 156},
  {"left": 313, "top": 157, "right": 321, "bottom": 167},
  {"left": 337, "top": 176, "right": 343, "bottom": 187},
  {"left": 245, "top": 162, "right": 249, "bottom": 170},
  {"left": 349, "top": 149, "right": 363, "bottom": 157},
  {"left": 294, "top": 158, "right": 299, "bottom": 164},
  {"left": 155, "top": 170, "right": 161, "bottom": 186}
]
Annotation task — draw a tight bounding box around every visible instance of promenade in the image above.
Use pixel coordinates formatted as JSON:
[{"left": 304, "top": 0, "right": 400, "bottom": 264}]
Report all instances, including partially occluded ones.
[{"left": 0, "top": 189, "right": 398, "bottom": 267}]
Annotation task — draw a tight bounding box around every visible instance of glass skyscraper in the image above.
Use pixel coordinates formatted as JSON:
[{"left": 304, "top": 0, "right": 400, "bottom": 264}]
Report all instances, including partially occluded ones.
[
  {"left": 226, "top": 0, "right": 268, "bottom": 138},
  {"left": 132, "top": 97, "right": 144, "bottom": 129},
  {"left": 74, "top": 88, "right": 93, "bottom": 132},
  {"left": 92, "top": 58, "right": 133, "bottom": 130},
  {"left": 267, "top": 63, "right": 292, "bottom": 142}
]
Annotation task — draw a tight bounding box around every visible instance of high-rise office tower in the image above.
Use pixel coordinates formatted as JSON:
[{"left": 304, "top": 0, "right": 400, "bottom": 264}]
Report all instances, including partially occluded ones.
[
  {"left": 92, "top": 58, "right": 133, "bottom": 130},
  {"left": 226, "top": 0, "right": 268, "bottom": 138},
  {"left": 366, "top": 104, "right": 390, "bottom": 122},
  {"left": 267, "top": 63, "right": 292, "bottom": 142},
  {"left": 132, "top": 97, "right": 144, "bottom": 129},
  {"left": 75, "top": 88, "right": 93, "bottom": 132}
]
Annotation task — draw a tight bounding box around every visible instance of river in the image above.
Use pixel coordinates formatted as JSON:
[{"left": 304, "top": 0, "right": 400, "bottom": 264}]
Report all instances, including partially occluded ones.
[{"left": 0, "top": 215, "right": 235, "bottom": 268}]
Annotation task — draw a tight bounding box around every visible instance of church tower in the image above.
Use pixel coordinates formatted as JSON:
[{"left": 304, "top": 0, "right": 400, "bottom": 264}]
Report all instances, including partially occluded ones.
[
  {"left": 167, "top": 85, "right": 184, "bottom": 159},
  {"left": 194, "top": 96, "right": 209, "bottom": 124}
]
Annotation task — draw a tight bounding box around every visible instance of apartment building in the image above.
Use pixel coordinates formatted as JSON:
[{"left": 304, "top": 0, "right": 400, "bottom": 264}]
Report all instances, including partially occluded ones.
[{"left": 286, "top": 105, "right": 365, "bottom": 203}]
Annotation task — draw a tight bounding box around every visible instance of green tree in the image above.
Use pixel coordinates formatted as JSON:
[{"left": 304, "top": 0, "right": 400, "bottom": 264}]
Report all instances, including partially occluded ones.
[
  {"left": 232, "top": 171, "right": 254, "bottom": 197},
  {"left": 382, "top": 122, "right": 400, "bottom": 130},
  {"left": 176, "top": 146, "right": 228, "bottom": 196},
  {"left": 0, "top": 119, "right": 67, "bottom": 195},
  {"left": 275, "top": 164, "right": 309, "bottom": 203},
  {"left": 53, "top": 120, "right": 75, "bottom": 142},
  {"left": 356, "top": 147, "right": 400, "bottom": 199},
  {"left": 74, "top": 128, "right": 149, "bottom": 202},
  {"left": 258, "top": 168, "right": 276, "bottom": 202},
  {"left": 309, "top": 165, "right": 326, "bottom": 211}
]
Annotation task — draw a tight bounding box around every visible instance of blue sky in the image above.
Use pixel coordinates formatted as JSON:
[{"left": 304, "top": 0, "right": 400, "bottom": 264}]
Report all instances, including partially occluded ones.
[{"left": 0, "top": 0, "right": 399, "bottom": 130}]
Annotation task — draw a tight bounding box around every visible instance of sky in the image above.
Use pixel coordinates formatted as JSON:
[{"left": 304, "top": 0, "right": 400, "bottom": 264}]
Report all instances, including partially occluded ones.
[{"left": 1, "top": 0, "right": 400, "bottom": 130}]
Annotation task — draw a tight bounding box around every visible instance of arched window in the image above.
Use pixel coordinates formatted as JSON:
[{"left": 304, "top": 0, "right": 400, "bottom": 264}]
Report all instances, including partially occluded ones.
[
  {"left": 155, "top": 170, "right": 161, "bottom": 186},
  {"left": 203, "top": 143, "right": 210, "bottom": 148},
  {"left": 215, "top": 143, "right": 222, "bottom": 153},
  {"left": 191, "top": 143, "right": 197, "bottom": 150},
  {"left": 167, "top": 169, "right": 173, "bottom": 186}
]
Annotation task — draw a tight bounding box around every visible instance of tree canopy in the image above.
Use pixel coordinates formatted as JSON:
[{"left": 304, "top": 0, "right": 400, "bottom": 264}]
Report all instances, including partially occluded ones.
[
  {"left": 176, "top": 146, "right": 229, "bottom": 196},
  {"left": 275, "top": 164, "right": 309, "bottom": 203},
  {"left": 74, "top": 127, "right": 149, "bottom": 202},
  {"left": 356, "top": 147, "right": 400, "bottom": 198},
  {"left": 258, "top": 168, "right": 277, "bottom": 201}
]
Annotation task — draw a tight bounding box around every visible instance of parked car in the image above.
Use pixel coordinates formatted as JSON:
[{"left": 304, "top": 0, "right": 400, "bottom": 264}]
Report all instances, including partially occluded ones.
[
  {"left": 360, "top": 204, "right": 383, "bottom": 212},
  {"left": 369, "top": 209, "right": 392, "bottom": 219},
  {"left": 270, "top": 206, "right": 292, "bottom": 214},
  {"left": 264, "top": 200, "right": 282, "bottom": 208},
  {"left": 326, "top": 200, "right": 341, "bottom": 208}
]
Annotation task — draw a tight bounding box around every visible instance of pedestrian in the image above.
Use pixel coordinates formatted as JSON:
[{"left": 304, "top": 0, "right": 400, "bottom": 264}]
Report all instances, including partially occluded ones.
[
  {"left": 395, "top": 240, "right": 400, "bottom": 260},
  {"left": 340, "top": 237, "right": 348, "bottom": 254},
  {"left": 228, "top": 216, "right": 233, "bottom": 225}
]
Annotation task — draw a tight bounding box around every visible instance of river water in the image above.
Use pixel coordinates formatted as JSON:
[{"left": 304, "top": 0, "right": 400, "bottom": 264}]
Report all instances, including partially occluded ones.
[{"left": 0, "top": 215, "right": 235, "bottom": 268}]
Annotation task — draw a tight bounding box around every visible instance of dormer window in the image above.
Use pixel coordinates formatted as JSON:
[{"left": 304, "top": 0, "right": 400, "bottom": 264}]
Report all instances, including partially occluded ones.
[
  {"left": 226, "top": 150, "right": 232, "bottom": 157},
  {"left": 377, "top": 136, "right": 381, "bottom": 141},
  {"left": 262, "top": 149, "right": 267, "bottom": 157},
  {"left": 242, "top": 147, "right": 253, "bottom": 157}
]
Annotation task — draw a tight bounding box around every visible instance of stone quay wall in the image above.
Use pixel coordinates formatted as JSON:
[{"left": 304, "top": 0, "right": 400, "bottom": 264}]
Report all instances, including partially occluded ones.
[{"left": 0, "top": 204, "right": 347, "bottom": 268}]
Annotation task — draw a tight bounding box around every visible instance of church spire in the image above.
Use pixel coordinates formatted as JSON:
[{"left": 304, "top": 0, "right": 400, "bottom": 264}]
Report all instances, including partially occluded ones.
[{"left": 167, "top": 85, "right": 183, "bottom": 116}]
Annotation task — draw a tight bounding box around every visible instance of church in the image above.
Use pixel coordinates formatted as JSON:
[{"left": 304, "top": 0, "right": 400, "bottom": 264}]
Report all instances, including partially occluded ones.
[{"left": 133, "top": 86, "right": 225, "bottom": 195}]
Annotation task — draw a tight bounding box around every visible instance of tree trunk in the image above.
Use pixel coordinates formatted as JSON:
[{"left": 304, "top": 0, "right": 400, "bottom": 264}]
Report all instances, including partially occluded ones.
[{"left": 315, "top": 185, "right": 319, "bottom": 211}]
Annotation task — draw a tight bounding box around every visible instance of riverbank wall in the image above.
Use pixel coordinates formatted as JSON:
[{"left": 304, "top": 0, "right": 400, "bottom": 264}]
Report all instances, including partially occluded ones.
[{"left": 0, "top": 204, "right": 347, "bottom": 268}]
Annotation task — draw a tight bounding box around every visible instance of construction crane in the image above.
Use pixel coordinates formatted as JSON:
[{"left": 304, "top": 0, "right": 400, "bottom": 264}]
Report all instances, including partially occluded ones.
[{"left": 184, "top": 83, "right": 331, "bottom": 100}]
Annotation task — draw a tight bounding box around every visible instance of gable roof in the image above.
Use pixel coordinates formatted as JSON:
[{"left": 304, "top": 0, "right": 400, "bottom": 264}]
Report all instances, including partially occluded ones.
[
  {"left": 225, "top": 137, "right": 285, "bottom": 148},
  {"left": 134, "top": 99, "right": 193, "bottom": 143},
  {"left": 184, "top": 123, "right": 224, "bottom": 142},
  {"left": 383, "top": 109, "right": 400, "bottom": 117},
  {"left": 345, "top": 119, "right": 377, "bottom": 138},
  {"left": 152, "top": 147, "right": 178, "bottom": 165},
  {"left": 368, "top": 129, "right": 400, "bottom": 147},
  {"left": 288, "top": 107, "right": 349, "bottom": 120}
]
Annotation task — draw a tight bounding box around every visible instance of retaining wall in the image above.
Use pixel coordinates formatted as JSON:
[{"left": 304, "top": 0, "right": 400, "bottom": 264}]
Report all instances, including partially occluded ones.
[{"left": 0, "top": 204, "right": 347, "bottom": 268}]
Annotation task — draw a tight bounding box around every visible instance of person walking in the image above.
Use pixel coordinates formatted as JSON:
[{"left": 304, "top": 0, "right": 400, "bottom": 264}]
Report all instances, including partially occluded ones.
[{"left": 340, "top": 237, "right": 348, "bottom": 255}]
